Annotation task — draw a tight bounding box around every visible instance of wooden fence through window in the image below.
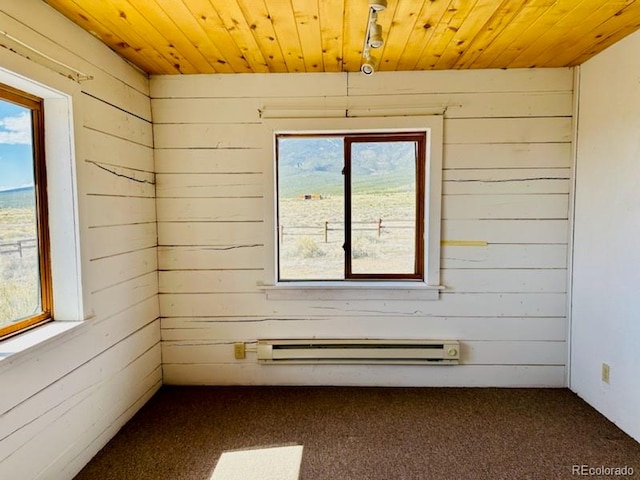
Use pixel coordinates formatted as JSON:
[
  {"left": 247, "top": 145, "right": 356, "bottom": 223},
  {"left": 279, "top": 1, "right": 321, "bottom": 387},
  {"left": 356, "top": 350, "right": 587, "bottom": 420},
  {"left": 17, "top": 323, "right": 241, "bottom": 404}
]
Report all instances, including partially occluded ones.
[
  {"left": 0, "top": 238, "right": 37, "bottom": 257},
  {"left": 279, "top": 219, "right": 414, "bottom": 244}
]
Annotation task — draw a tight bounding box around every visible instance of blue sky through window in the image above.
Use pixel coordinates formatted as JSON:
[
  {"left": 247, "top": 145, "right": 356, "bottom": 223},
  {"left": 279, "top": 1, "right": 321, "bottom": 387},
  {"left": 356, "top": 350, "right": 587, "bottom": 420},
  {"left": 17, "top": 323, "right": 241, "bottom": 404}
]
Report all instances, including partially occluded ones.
[{"left": 0, "top": 99, "right": 34, "bottom": 192}]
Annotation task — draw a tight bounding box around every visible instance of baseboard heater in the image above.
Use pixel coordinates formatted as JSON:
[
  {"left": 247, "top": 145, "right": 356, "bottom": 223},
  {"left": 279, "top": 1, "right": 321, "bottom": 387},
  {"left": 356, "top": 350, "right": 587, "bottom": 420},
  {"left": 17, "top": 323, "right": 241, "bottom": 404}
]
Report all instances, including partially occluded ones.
[{"left": 256, "top": 339, "right": 459, "bottom": 365}]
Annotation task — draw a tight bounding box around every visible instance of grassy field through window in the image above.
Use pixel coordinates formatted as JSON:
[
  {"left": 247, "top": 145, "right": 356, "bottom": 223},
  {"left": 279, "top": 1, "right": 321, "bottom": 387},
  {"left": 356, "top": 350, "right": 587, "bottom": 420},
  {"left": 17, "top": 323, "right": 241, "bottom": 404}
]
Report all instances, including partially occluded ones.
[
  {"left": 279, "top": 191, "right": 417, "bottom": 280},
  {"left": 0, "top": 188, "right": 40, "bottom": 327}
]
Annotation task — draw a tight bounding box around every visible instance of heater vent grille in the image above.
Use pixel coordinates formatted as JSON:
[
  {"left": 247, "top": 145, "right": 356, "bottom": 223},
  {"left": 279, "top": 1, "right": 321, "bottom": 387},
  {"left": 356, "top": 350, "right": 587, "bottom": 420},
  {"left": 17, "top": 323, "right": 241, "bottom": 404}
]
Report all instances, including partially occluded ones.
[{"left": 257, "top": 339, "right": 459, "bottom": 365}]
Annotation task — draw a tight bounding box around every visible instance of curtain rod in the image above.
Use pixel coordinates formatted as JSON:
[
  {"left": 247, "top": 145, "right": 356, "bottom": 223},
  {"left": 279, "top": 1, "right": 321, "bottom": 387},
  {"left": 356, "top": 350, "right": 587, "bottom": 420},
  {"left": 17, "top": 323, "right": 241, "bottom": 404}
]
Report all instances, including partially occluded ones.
[{"left": 0, "top": 29, "right": 93, "bottom": 83}]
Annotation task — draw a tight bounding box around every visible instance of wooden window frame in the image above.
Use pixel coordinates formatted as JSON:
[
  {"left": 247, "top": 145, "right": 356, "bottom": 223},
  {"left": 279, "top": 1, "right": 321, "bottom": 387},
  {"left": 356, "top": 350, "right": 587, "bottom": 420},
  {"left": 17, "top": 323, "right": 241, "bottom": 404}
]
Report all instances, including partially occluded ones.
[
  {"left": 276, "top": 131, "right": 426, "bottom": 282},
  {"left": 344, "top": 133, "right": 425, "bottom": 280},
  {"left": 0, "top": 83, "right": 53, "bottom": 338}
]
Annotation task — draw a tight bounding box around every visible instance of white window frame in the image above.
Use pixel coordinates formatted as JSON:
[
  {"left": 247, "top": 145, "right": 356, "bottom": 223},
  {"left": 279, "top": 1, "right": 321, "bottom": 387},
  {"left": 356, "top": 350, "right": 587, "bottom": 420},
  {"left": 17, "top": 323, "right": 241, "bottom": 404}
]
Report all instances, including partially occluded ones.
[
  {"left": 0, "top": 57, "right": 90, "bottom": 361},
  {"left": 263, "top": 115, "right": 444, "bottom": 300}
]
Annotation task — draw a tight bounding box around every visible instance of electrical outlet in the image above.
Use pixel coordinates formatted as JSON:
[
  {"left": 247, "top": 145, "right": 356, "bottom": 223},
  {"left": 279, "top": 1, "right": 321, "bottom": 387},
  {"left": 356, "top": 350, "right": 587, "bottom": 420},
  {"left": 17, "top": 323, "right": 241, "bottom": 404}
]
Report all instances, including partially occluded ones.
[
  {"left": 601, "top": 363, "right": 610, "bottom": 384},
  {"left": 234, "top": 342, "right": 246, "bottom": 360}
]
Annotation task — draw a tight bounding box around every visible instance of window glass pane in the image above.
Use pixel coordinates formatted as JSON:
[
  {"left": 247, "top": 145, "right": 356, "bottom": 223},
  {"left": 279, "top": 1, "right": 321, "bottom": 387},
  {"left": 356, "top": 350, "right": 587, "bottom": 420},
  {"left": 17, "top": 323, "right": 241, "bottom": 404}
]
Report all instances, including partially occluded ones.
[
  {"left": 350, "top": 141, "right": 417, "bottom": 275},
  {"left": 277, "top": 137, "right": 344, "bottom": 280},
  {"left": 0, "top": 100, "right": 42, "bottom": 328}
]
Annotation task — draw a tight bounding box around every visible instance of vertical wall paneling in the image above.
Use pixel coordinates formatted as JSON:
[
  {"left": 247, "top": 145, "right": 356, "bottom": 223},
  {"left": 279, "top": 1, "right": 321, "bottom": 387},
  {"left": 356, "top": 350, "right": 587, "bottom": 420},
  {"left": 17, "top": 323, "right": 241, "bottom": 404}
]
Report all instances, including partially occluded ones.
[
  {"left": 0, "top": 1, "right": 160, "bottom": 478},
  {"left": 152, "top": 67, "right": 574, "bottom": 388},
  {"left": 571, "top": 29, "right": 640, "bottom": 443}
]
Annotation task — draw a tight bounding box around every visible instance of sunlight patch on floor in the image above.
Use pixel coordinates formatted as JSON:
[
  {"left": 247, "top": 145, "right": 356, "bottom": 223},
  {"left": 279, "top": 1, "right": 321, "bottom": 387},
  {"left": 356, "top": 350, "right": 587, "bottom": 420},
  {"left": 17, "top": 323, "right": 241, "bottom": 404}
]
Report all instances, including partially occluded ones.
[{"left": 210, "top": 445, "right": 303, "bottom": 480}]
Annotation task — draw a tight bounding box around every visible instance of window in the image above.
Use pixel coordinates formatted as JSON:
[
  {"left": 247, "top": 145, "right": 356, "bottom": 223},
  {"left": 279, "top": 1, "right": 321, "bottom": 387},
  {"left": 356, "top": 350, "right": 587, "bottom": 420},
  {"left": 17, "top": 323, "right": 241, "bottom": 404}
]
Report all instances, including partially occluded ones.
[
  {"left": 276, "top": 132, "right": 425, "bottom": 281},
  {"left": 0, "top": 83, "right": 52, "bottom": 338}
]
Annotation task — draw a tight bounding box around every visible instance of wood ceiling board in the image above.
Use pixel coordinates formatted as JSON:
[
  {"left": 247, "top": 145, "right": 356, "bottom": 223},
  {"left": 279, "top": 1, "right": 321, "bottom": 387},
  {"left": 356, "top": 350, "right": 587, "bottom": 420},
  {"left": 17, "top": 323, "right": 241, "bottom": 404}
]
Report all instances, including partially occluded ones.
[
  {"left": 76, "top": 0, "right": 196, "bottom": 73},
  {"left": 431, "top": 0, "right": 507, "bottom": 70},
  {"left": 414, "top": 0, "right": 483, "bottom": 70},
  {"left": 99, "top": 0, "right": 201, "bottom": 74},
  {"left": 487, "top": 0, "right": 589, "bottom": 68},
  {"left": 526, "top": 1, "right": 635, "bottom": 67},
  {"left": 369, "top": 0, "right": 400, "bottom": 71},
  {"left": 182, "top": 0, "right": 253, "bottom": 73},
  {"left": 377, "top": 0, "right": 424, "bottom": 71},
  {"left": 263, "top": 0, "right": 307, "bottom": 72},
  {"left": 395, "top": 0, "right": 456, "bottom": 70},
  {"left": 205, "top": 0, "right": 270, "bottom": 73},
  {"left": 340, "top": 0, "right": 370, "bottom": 71},
  {"left": 151, "top": 0, "right": 235, "bottom": 73},
  {"left": 126, "top": 0, "right": 217, "bottom": 73},
  {"left": 146, "top": 0, "right": 233, "bottom": 73},
  {"left": 558, "top": 1, "right": 640, "bottom": 66},
  {"left": 507, "top": 0, "right": 603, "bottom": 68},
  {"left": 235, "top": 0, "right": 289, "bottom": 72},
  {"left": 318, "top": 0, "right": 346, "bottom": 72},
  {"left": 422, "top": 0, "right": 507, "bottom": 70},
  {"left": 45, "top": 0, "right": 174, "bottom": 74},
  {"left": 42, "top": 0, "right": 640, "bottom": 74},
  {"left": 292, "top": 0, "right": 324, "bottom": 72},
  {"left": 571, "top": 19, "right": 640, "bottom": 66},
  {"left": 453, "top": 0, "right": 540, "bottom": 69}
]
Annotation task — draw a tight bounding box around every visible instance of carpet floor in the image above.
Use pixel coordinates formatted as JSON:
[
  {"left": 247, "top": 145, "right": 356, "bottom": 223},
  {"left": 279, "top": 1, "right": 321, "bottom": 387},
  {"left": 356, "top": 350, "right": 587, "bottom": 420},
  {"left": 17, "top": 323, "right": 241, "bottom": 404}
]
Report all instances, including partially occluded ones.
[{"left": 74, "top": 386, "right": 640, "bottom": 480}]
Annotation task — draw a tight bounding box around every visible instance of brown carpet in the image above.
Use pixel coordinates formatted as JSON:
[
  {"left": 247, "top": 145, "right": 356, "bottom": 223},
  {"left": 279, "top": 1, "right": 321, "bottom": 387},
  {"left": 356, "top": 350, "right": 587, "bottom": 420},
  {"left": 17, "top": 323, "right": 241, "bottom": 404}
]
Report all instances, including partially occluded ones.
[{"left": 74, "top": 387, "right": 640, "bottom": 480}]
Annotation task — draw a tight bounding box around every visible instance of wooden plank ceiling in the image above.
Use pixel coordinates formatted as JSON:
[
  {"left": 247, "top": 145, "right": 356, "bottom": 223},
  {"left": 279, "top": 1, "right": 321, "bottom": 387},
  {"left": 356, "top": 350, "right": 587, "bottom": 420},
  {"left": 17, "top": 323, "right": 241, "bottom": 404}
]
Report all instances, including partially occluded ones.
[{"left": 43, "top": 0, "right": 640, "bottom": 74}]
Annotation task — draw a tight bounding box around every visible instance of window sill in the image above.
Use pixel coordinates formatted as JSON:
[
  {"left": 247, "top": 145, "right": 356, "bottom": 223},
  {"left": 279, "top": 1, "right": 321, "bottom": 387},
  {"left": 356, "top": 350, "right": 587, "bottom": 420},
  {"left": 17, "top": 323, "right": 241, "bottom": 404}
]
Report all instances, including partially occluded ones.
[
  {"left": 262, "top": 282, "right": 443, "bottom": 301},
  {"left": 0, "top": 320, "right": 88, "bottom": 374}
]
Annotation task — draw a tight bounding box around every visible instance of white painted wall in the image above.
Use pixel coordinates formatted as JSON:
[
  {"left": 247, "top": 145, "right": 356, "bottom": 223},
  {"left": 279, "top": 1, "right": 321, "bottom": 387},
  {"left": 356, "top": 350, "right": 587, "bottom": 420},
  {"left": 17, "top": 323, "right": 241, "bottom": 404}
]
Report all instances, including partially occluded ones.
[
  {"left": 0, "top": 0, "right": 634, "bottom": 474},
  {"left": 152, "top": 68, "right": 574, "bottom": 387},
  {"left": 0, "top": 1, "right": 160, "bottom": 478},
  {"left": 571, "top": 29, "right": 640, "bottom": 442}
]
